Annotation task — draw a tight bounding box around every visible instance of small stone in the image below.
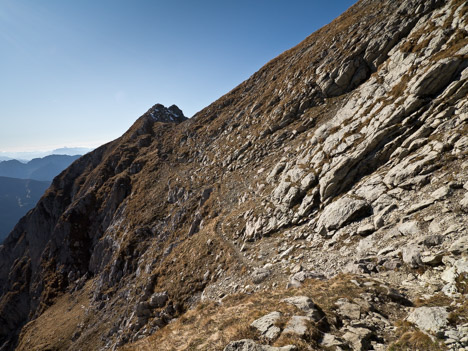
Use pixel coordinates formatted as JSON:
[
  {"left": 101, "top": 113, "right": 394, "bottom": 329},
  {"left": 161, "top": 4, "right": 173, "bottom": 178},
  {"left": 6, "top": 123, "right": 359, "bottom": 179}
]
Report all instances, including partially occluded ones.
[
  {"left": 421, "top": 253, "right": 443, "bottom": 266},
  {"left": 402, "top": 246, "right": 422, "bottom": 268},
  {"left": 423, "top": 235, "right": 444, "bottom": 247},
  {"left": 290, "top": 264, "right": 302, "bottom": 274},
  {"left": 431, "top": 186, "right": 451, "bottom": 200},
  {"left": 357, "top": 223, "right": 375, "bottom": 236},
  {"left": 342, "top": 327, "right": 373, "bottom": 351},
  {"left": 321, "top": 333, "right": 344, "bottom": 348},
  {"left": 316, "top": 196, "right": 371, "bottom": 234},
  {"left": 149, "top": 292, "right": 168, "bottom": 308},
  {"left": 251, "top": 268, "right": 271, "bottom": 284}
]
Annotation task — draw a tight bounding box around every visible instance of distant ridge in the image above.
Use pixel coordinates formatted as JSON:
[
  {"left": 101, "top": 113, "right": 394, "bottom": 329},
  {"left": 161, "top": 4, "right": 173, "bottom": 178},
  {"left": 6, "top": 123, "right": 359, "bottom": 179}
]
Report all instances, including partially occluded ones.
[
  {"left": 0, "top": 154, "right": 81, "bottom": 181},
  {"left": 0, "top": 147, "right": 93, "bottom": 161},
  {"left": 0, "top": 176, "right": 50, "bottom": 242}
]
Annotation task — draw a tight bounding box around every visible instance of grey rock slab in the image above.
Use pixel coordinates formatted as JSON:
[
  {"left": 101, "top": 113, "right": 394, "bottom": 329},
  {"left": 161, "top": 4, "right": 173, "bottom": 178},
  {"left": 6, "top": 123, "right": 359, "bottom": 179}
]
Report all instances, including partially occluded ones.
[
  {"left": 250, "top": 311, "right": 282, "bottom": 340},
  {"left": 410, "top": 58, "right": 462, "bottom": 97},
  {"left": 407, "top": 307, "right": 448, "bottom": 333},
  {"left": 421, "top": 253, "right": 444, "bottom": 266},
  {"left": 406, "top": 199, "right": 435, "bottom": 214},
  {"left": 335, "top": 299, "right": 361, "bottom": 320},
  {"left": 342, "top": 327, "right": 373, "bottom": 351},
  {"left": 402, "top": 246, "right": 423, "bottom": 268},
  {"left": 398, "top": 221, "right": 420, "bottom": 236},
  {"left": 224, "top": 339, "right": 296, "bottom": 351},
  {"left": 321, "top": 333, "right": 345, "bottom": 348},
  {"left": 282, "top": 296, "right": 324, "bottom": 321},
  {"left": 282, "top": 316, "right": 311, "bottom": 337},
  {"left": 317, "top": 196, "right": 371, "bottom": 233},
  {"left": 431, "top": 186, "right": 452, "bottom": 200}
]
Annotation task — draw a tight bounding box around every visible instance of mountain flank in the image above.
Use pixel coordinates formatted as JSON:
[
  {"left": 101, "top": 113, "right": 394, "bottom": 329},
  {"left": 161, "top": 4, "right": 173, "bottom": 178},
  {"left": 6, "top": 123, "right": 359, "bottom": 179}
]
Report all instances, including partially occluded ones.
[{"left": 1, "top": 0, "right": 468, "bottom": 350}]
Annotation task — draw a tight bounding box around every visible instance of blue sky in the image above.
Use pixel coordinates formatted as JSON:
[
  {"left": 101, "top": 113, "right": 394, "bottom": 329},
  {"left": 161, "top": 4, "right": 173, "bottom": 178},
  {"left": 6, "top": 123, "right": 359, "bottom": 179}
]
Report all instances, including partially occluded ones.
[{"left": 0, "top": 0, "right": 356, "bottom": 152}]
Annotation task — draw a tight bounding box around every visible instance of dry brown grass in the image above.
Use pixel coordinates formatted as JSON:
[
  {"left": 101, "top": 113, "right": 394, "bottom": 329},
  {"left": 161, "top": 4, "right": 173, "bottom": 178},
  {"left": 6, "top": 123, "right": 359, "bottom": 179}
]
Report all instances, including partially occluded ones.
[
  {"left": 448, "top": 298, "right": 468, "bottom": 326},
  {"left": 16, "top": 283, "right": 90, "bottom": 351},
  {"left": 413, "top": 293, "right": 452, "bottom": 308},
  {"left": 388, "top": 330, "right": 446, "bottom": 351},
  {"left": 120, "top": 274, "right": 411, "bottom": 351},
  {"left": 387, "top": 320, "right": 447, "bottom": 351}
]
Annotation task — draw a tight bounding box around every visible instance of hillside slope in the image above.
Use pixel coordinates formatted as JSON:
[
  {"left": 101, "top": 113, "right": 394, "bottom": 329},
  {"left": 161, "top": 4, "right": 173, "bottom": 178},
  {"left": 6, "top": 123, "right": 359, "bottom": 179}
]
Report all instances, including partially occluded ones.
[{"left": 1, "top": 0, "right": 468, "bottom": 350}]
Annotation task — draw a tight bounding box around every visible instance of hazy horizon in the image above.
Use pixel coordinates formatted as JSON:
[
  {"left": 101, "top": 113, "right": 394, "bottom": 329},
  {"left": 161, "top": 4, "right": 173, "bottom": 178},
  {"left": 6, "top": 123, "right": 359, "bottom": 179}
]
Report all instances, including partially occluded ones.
[{"left": 0, "top": 146, "right": 94, "bottom": 161}]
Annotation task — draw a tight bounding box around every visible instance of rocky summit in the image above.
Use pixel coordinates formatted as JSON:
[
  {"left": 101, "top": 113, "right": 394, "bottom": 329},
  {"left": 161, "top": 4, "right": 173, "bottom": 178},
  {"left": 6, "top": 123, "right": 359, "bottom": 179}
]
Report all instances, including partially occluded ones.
[{"left": 1, "top": 0, "right": 468, "bottom": 350}]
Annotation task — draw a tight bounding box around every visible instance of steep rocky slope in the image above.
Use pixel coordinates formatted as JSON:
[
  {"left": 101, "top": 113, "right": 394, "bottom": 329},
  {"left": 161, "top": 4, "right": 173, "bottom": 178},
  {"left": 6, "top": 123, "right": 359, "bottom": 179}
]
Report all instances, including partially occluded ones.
[{"left": 1, "top": 0, "right": 468, "bottom": 350}]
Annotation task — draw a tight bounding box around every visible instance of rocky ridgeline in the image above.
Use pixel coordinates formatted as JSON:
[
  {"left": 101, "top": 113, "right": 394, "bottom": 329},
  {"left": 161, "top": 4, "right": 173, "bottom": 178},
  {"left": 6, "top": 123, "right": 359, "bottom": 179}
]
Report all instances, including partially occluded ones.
[{"left": 0, "top": 0, "right": 468, "bottom": 350}]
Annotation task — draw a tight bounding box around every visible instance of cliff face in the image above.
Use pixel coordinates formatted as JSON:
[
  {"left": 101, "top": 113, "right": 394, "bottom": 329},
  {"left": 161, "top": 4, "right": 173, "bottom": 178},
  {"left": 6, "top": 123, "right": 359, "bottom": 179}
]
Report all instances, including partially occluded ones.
[{"left": 1, "top": 0, "right": 468, "bottom": 350}]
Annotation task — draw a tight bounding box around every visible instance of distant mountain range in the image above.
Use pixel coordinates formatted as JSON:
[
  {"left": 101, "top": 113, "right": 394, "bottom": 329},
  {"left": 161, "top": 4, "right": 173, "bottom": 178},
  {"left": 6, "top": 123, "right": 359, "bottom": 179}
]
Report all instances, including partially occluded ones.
[
  {"left": 0, "top": 147, "right": 93, "bottom": 161},
  {"left": 0, "top": 154, "right": 81, "bottom": 181},
  {"left": 0, "top": 154, "right": 82, "bottom": 242},
  {"left": 0, "top": 176, "right": 50, "bottom": 242}
]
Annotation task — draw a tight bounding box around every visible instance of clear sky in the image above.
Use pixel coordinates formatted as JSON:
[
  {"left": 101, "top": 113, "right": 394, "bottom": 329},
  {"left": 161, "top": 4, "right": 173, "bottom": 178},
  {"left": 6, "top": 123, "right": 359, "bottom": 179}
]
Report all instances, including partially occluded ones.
[{"left": 0, "top": 0, "right": 357, "bottom": 152}]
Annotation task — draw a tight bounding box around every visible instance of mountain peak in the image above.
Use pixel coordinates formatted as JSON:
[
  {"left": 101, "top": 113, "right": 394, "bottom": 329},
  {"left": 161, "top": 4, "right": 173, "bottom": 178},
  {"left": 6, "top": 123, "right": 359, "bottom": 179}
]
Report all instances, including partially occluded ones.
[{"left": 143, "top": 103, "right": 186, "bottom": 123}]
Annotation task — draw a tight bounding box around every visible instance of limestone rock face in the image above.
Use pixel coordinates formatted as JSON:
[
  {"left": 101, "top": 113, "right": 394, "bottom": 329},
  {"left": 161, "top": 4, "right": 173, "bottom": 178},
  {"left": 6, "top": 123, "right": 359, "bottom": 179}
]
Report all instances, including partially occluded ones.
[{"left": 1, "top": 0, "right": 468, "bottom": 350}]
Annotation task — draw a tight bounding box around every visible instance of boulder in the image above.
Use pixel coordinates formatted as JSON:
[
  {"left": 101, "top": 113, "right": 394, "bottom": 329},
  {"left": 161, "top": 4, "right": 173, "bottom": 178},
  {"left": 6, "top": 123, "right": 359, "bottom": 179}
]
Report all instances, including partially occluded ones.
[
  {"left": 335, "top": 299, "right": 361, "bottom": 320},
  {"left": 316, "top": 196, "right": 371, "bottom": 234},
  {"left": 407, "top": 307, "right": 448, "bottom": 333}
]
